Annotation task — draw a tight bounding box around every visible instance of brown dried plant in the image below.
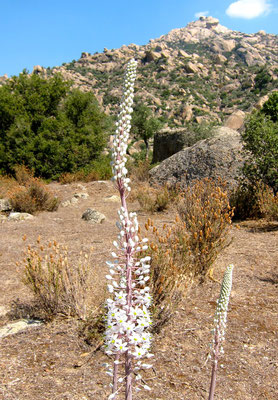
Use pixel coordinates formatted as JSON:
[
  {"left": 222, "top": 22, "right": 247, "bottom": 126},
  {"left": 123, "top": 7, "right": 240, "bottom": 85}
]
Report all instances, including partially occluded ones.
[
  {"left": 130, "top": 182, "right": 178, "bottom": 213},
  {"left": 257, "top": 184, "right": 278, "bottom": 221},
  {"left": 144, "top": 217, "right": 192, "bottom": 332},
  {"left": 8, "top": 177, "right": 59, "bottom": 214},
  {"left": 21, "top": 237, "right": 92, "bottom": 321},
  {"left": 144, "top": 178, "right": 233, "bottom": 331},
  {"left": 178, "top": 178, "right": 233, "bottom": 280}
]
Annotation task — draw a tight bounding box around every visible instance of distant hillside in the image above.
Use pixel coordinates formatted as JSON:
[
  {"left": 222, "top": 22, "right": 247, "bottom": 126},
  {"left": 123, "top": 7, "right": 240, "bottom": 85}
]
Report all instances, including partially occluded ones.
[{"left": 2, "top": 17, "right": 278, "bottom": 127}]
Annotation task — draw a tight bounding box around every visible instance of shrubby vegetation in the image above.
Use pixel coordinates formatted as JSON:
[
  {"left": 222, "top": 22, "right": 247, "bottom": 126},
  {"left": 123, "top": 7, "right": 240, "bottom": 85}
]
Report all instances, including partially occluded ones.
[
  {"left": 0, "top": 72, "right": 111, "bottom": 179},
  {"left": 241, "top": 92, "right": 278, "bottom": 195}
]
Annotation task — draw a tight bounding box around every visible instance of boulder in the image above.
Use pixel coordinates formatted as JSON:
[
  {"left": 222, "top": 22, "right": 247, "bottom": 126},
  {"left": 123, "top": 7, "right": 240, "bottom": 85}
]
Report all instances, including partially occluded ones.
[
  {"left": 0, "top": 198, "right": 12, "bottom": 212},
  {"left": 224, "top": 110, "right": 245, "bottom": 131},
  {"left": 153, "top": 128, "right": 191, "bottom": 163},
  {"left": 82, "top": 208, "right": 105, "bottom": 224},
  {"left": 8, "top": 212, "right": 34, "bottom": 221},
  {"left": 74, "top": 192, "right": 89, "bottom": 199},
  {"left": 184, "top": 62, "right": 199, "bottom": 74},
  {"left": 150, "top": 127, "right": 244, "bottom": 188},
  {"left": 0, "top": 319, "right": 42, "bottom": 338},
  {"left": 32, "top": 65, "right": 44, "bottom": 74}
]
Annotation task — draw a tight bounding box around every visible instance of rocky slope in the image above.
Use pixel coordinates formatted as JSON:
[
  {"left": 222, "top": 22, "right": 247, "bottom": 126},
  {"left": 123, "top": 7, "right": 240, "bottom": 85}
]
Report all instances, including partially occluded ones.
[{"left": 1, "top": 17, "right": 278, "bottom": 127}]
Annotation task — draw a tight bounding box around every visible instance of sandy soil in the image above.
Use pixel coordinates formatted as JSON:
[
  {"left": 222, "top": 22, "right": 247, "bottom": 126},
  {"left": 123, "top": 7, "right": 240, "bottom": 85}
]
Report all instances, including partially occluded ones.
[{"left": 0, "top": 181, "right": 277, "bottom": 400}]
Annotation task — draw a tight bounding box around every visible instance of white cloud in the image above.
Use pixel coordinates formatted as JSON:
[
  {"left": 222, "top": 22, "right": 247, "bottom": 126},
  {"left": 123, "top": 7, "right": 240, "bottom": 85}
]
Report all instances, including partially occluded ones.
[
  {"left": 194, "top": 11, "right": 209, "bottom": 19},
  {"left": 226, "top": 0, "right": 272, "bottom": 19}
]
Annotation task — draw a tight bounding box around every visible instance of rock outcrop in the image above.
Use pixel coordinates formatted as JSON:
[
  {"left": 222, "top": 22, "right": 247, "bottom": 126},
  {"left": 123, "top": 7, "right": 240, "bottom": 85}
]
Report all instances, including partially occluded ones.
[
  {"left": 82, "top": 208, "right": 105, "bottom": 223},
  {"left": 150, "top": 127, "right": 244, "bottom": 188}
]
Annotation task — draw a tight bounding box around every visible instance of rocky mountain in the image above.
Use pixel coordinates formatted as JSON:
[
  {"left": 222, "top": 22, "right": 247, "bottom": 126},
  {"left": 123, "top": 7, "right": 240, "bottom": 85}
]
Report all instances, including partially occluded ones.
[{"left": 1, "top": 17, "right": 278, "bottom": 127}]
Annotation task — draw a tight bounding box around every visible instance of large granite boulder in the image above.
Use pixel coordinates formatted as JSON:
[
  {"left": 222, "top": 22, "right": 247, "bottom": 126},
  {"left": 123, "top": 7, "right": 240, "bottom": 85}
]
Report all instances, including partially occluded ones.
[{"left": 150, "top": 127, "right": 244, "bottom": 188}]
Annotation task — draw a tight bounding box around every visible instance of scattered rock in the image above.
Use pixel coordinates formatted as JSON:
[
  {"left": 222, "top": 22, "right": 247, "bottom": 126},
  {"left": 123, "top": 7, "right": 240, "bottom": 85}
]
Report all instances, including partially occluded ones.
[
  {"left": 74, "top": 192, "right": 89, "bottom": 199},
  {"left": 8, "top": 212, "right": 34, "bottom": 221},
  {"left": 255, "top": 94, "right": 270, "bottom": 109},
  {"left": 32, "top": 65, "right": 44, "bottom": 74},
  {"left": 0, "top": 199, "right": 12, "bottom": 212},
  {"left": 224, "top": 110, "right": 245, "bottom": 131},
  {"left": 82, "top": 209, "right": 105, "bottom": 224},
  {"left": 184, "top": 62, "right": 199, "bottom": 74},
  {"left": 61, "top": 200, "right": 71, "bottom": 207},
  {"left": 150, "top": 127, "right": 244, "bottom": 188},
  {"left": 70, "top": 197, "right": 79, "bottom": 205},
  {"left": 0, "top": 305, "right": 8, "bottom": 317},
  {"left": 0, "top": 319, "right": 42, "bottom": 338}
]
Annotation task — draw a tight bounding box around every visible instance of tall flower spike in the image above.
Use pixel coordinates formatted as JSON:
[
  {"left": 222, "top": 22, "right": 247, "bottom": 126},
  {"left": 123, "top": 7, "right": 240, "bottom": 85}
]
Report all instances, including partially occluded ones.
[
  {"left": 208, "top": 264, "right": 234, "bottom": 400},
  {"left": 105, "top": 59, "right": 153, "bottom": 400}
]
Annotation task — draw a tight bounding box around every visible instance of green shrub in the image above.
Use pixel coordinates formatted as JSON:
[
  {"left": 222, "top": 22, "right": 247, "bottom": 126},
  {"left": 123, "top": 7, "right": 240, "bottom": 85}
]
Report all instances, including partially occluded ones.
[
  {"left": 241, "top": 93, "right": 278, "bottom": 194},
  {"left": 0, "top": 73, "right": 109, "bottom": 179}
]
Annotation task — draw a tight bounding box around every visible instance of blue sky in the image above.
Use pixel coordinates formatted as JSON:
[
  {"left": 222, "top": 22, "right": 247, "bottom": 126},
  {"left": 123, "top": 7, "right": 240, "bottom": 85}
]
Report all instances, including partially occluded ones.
[{"left": 1, "top": 0, "right": 277, "bottom": 77}]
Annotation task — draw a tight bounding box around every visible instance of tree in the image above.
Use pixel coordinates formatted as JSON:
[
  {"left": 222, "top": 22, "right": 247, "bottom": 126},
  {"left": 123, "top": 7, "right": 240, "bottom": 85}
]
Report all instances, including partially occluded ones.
[
  {"left": 131, "top": 104, "right": 162, "bottom": 158},
  {"left": 0, "top": 72, "right": 109, "bottom": 179},
  {"left": 241, "top": 92, "right": 278, "bottom": 194}
]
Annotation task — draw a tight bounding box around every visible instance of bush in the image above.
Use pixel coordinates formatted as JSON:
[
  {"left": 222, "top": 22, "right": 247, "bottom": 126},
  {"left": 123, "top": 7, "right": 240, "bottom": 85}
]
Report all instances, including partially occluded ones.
[
  {"left": 241, "top": 92, "right": 278, "bottom": 194},
  {"left": 14, "top": 164, "right": 34, "bottom": 185},
  {"left": 0, "top": 73, "right": 109, "bottom": 179},
  {"left": 258, "top": 184, "right": 278, "bottom": 221},
  {"left": 130, "top": 182, "right": 178, "bottom": 213},
  {"left": 229, "top": 180, "right": 262, "bottom": 220},
  {"left": 144, "top": 218, "right": 191, "bottom": 332},
  {"left": 59, "top": 155, "right": 112, "bottom": 183},
  {"left": 21, "top": 238, "right": 92, "bottom": 320},
  {"left": 8, "top": 178, "right": 59, "bottom": 214},
  {"left": 177, "top": 178, "right": 233, "bottom": 278},
  {"left": 144, "top": 178, "right": 233, "bottom": 331}
]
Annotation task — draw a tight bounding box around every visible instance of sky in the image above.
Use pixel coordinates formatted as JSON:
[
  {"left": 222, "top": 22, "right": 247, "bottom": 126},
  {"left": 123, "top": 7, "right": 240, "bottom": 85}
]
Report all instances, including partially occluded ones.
[{"left": 0, "top": 0, "right": 277, "bottom": 77}]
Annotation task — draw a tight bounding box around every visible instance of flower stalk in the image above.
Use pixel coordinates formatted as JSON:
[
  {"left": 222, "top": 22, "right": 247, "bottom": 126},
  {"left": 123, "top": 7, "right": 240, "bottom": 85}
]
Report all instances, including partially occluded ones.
[
  {"left": 105, "top": 59, "right": 153, "bottom": 400},
  {"left": 208, "top": 264, "right": 234, "bottom": 400}
]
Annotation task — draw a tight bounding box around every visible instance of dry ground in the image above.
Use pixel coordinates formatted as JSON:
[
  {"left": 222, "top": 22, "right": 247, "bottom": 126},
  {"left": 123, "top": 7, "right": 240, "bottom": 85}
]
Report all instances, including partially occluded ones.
[{"left": 0, "top": 181, "right": 277, "bottom": 400}]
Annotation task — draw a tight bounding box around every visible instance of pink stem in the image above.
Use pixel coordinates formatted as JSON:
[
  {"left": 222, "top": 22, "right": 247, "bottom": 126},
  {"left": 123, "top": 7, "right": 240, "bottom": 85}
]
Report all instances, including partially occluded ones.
[
  {"left": 208, "top": 331, "right": 220, "bottom": 400},
  {"left": 112, "top": 353, "right": 120, "bottom": 394},
  {"left": 119, "top": 183, "right": 133, "bottom": 400}
]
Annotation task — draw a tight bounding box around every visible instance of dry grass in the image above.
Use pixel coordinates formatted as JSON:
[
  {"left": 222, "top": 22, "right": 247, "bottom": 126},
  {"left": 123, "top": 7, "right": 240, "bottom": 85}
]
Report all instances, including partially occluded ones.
[
  {"left": 8, "top": 178, "right": 59, "bottom": 214},
  {"left": 19, "top": 237, "right": 93, "bottom": 321}
]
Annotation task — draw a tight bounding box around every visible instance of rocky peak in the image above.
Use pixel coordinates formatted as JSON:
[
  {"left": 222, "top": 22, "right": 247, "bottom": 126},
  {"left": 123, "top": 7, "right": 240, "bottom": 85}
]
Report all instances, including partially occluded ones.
[{"left": 1, "top": 18, "right": 277, "bottom": 128}]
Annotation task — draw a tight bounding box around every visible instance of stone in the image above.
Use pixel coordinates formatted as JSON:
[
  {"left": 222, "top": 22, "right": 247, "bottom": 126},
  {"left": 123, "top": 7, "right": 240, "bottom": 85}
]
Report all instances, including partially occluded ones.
[
  {"left": 0, "top": 198, "right": 12, "bottom": 211},
  {"left": 178, "top": 49, "right": 190, "bottom": 58},
  {"left": 70, "top": 197, "right": 79, "bottom": 205},
  {"left": 32, "top": 65, "right": 44, "bottom": 74},
  {"left": 255, "top": 94, "right": 269, "bottom": 109},
  {"left": 8, "top": 212, "right": 34, "bottom": 221},
  {"left": 150, "top": 127, "right": 244, "bottom": 189},
  {"left": 0, "top": 319, "right": 42, "bottom": 338},
  {"left": 74, "top": 192, "right": 89, "bottom": 199},
  {"left": 224, "top": 110, "right": 245, "bottom": 131},
  {"left": 0, "top": 305, "right": 8, "bottom": 317},
  {"left": 143, "top": 51, "right": 161, "bottom": 63},
  {"left": 184, "top": 62, "right": 199, "bottom": 74},
  {"left": 82, "top": 208, "right": 105, "bottom": 224},
  {"left": 61, "top": 200, "right": 71, "bottom": 207},
  {"left": 181, "top": 105, "right": 193, "bottom": 121}
]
